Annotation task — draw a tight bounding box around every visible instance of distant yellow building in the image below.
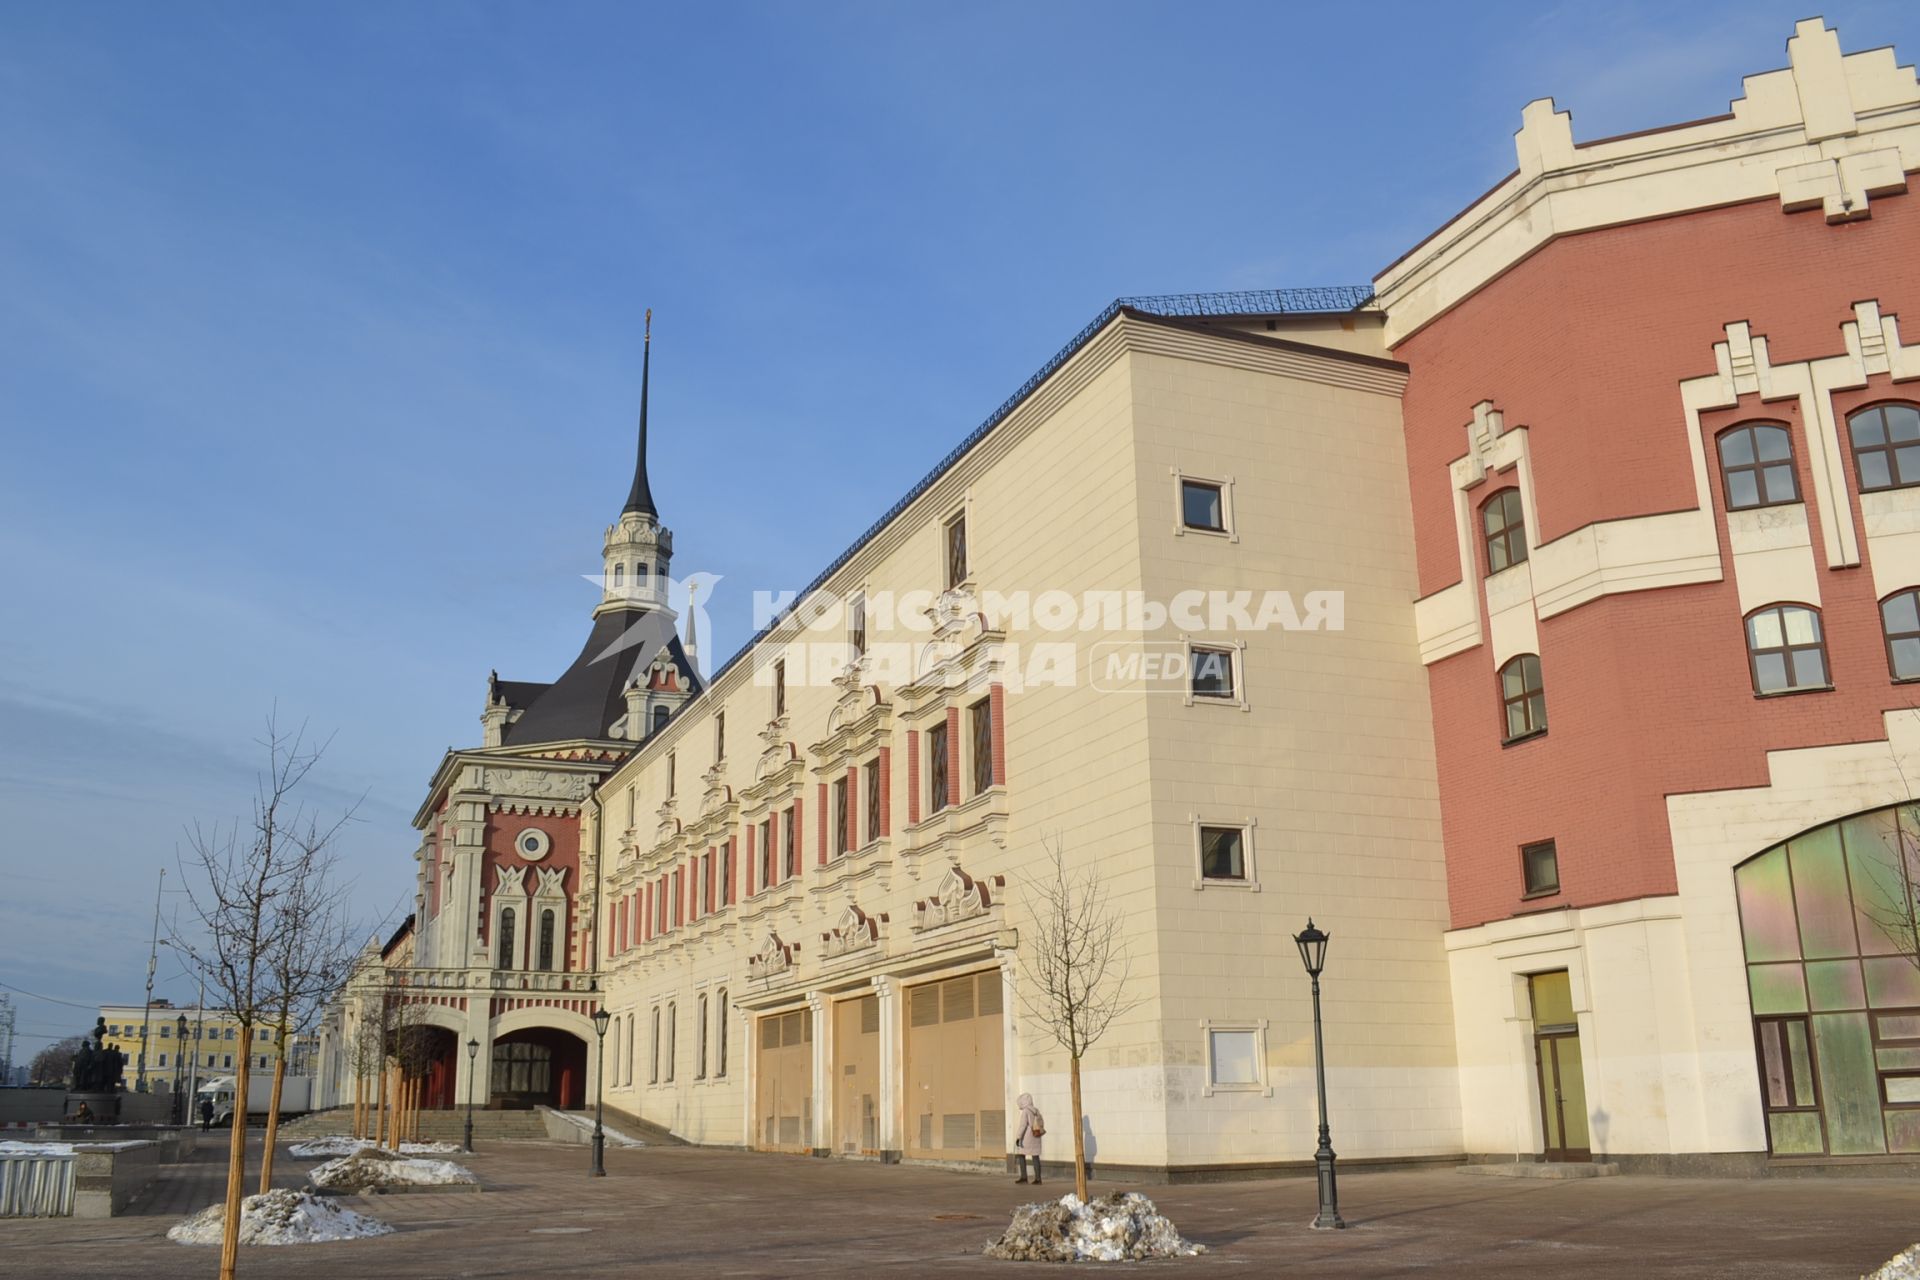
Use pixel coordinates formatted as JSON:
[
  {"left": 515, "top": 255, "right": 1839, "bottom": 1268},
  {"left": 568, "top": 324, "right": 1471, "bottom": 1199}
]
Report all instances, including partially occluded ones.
[{"left": 97, "top": 1000, "right": 316, "bottom": 1087}]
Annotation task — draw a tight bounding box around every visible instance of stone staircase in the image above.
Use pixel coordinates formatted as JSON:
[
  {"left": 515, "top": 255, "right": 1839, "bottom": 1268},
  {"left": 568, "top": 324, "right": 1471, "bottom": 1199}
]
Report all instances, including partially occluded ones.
[{"left": 1456, "top": 1160, "right": 1619, "bottom": 1179}]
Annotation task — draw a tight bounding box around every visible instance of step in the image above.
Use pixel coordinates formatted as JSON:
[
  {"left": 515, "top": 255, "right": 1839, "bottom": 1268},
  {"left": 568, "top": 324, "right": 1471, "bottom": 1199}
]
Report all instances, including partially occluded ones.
[{"left": 1456, "top": 1161, "right": 1619, "bottom": 1179}]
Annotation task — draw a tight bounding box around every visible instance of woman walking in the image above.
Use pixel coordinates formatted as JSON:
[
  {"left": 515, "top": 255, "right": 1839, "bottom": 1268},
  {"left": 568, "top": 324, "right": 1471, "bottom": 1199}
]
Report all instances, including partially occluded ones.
[{"left": 1015, "top": 1092, "right": 1045, "bottom": 1185}]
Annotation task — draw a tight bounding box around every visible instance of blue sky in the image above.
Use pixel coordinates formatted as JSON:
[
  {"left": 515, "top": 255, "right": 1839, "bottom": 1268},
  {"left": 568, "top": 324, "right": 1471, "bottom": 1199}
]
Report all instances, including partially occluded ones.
[{"left": 1, "top": 1, "right": 1914, "bottom": 1061}]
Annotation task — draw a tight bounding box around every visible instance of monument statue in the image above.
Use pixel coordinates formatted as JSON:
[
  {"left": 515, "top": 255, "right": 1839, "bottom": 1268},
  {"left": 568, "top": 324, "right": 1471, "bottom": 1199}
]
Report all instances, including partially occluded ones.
[{"left": 71, "top": 1035, "right": 97, "bottom": 1092}]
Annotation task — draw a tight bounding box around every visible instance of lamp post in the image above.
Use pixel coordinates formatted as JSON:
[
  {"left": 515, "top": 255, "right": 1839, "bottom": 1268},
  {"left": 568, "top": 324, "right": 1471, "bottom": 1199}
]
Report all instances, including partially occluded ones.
[
  {"left": 590, "top": 1008, "right": 610, "bottom": 1177},
  {"left": 464, "top": 1038, "right": 479, "bottom": 1153},
  {"left": 1294, "top": 918, "right": 1344, "bottom": 1230},
  {"left": 172, "top": 1014, "right": 188, "bottom": 1124}
]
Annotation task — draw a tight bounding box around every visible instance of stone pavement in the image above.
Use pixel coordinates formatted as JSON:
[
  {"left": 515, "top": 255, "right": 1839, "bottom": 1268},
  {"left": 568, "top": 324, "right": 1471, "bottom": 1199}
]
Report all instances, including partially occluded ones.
[{"left": 1, "top": 1135, "right": 1915, "bottom": 1277}]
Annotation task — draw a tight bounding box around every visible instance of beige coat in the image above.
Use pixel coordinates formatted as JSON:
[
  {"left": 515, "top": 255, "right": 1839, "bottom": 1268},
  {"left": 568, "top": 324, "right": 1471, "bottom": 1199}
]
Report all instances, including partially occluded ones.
[{"left": 1015, "top": 1093, "right": 1044, "bottom": 1157}]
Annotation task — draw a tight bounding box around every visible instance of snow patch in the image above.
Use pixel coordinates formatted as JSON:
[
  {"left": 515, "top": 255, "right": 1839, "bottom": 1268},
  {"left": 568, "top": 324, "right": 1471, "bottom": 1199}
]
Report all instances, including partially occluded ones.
[
  {"left": 167, "top": 1189, "right": 393, "bottom": 1245},
  {"left": 984, "top": 1192, "right": 1206, "bottom": 1263},
  {"left": 288, "top": 1137, "right": 462, "bottom": 1159},
  {"left": 308, "top": 1147, "right": 477, "bottom": 1192},
  {"left": 0, "top": 1141, "right": 73, "bottom": 1155},
  {"left": 1867, "top": 1246, "right": 1920, "bottom": 1280}
]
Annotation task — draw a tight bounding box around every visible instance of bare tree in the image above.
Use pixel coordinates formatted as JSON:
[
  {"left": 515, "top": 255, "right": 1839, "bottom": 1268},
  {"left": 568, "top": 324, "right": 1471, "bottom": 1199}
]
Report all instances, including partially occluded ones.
[
  {"left": 30, "top": 1037, "right": 84, "bottom": 1086},
  {"left": 171, "top": 715, "right": 355, "bottom": 1280},
  {"left": 256, "top": 830, "right": 361, "bottom": 1192},
  {"left": 1016, "top": 839, "right": 1141, "bottom": 1201},
  {"left": 1858, "top": 806, "right": 1920, "bottom": 977}
]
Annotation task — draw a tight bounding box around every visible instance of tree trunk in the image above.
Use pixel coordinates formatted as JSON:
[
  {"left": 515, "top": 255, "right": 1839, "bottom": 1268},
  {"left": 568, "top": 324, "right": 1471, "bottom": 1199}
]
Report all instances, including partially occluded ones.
[
  {"left": 219, "top": 1023, "right": 253, "bottom": 1280},
  {"left": 257, "top": 1048, "right": 287, "bottom": 1194},
  {"left": 375, "top": 1066, "right": 387, "bottom": 1148},
  {"left": 352, "top": 1070, "right": 363, "bottom": 1139},
  {"left": 1069, "top": 1053, "right": 1088, "bottom": 1202}
]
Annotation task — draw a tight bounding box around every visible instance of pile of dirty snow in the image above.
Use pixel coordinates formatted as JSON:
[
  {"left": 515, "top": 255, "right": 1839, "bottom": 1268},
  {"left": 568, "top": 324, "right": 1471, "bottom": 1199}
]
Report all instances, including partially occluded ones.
[
  {"left": 308, "top": 1146, "right": 477, "bottom": 1193},
  {"left": 288, "top": 1137, "right": 462, "bottom": 1159},
  {"left": 1867, "top": 1246, "right": 1920, "bottom": 1280},
  {"left": 983, "top": 1192, "right": 1206, "bottom": 1262},
  {"left": 0, "top": 1140, "right": 74, "bottom": 1155},
  {"left": 167, "top": 1189, "right": 392, "bottom": 1245}
]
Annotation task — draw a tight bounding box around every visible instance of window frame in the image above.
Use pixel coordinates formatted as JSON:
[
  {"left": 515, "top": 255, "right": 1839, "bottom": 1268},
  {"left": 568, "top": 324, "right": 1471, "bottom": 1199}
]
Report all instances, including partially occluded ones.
[
  {"left": 1520, "top": 839, "right": 1561, "bottom": 899},
  {"left": 1481, "top": 487, "right": 1529, "bottom": 575},
  {"left": 969, "top": 696, "right": 994, "bottom": 796},
  {"left": 927, "top": 721, "right": 950, "bottom": 814},
  {"left": 848, "top": 593, "right": 867, "bottom": 659},
  {"left": 714, "top": 710, "right": 726, "bottom": 761},
  {"left": 773, "top": 658, "right": 786, "bottom": 719},
  {"left": 783, "top": 806, "right": 799, "bottom": 879},
  {"left": 649, "top": 1006, "right": 660, "bottom": 1084},
  {"left": 1716, "top": 422, "right": 1801, "bottom": 512},
  {"left": 664, "top": 1001, "right": 677, "bottom": 1083},
  {"left": 696, "top": 993, "right": 709, "bottom": 1080},
  {"left": 864, "top": 760, "right": 882, "bottom": 847},
  {"left": 1882, "top": 588, "right": 1920, "bottom": 683},
  {"left": 1172, "top": 468, "right": 1236, "bottom": 540},
  {"left": 715, "top": 989, "right": 729, "bottom": 1078},
  {"left": 1199, "top": 1018, "right": 1271, "bottom": 1097},
  {"left": 1498, "top": 653, "right": 1548, "bottom": 744},
  {"left": 1184, "top": 639, "right": 1248, "bottom": 710},
  {"left": 944, "top": 508, "right": 969, "bottom": 590},
  {"left": 1744, "top": 603, "right": 1832, "bottom": 697},
  {"left": 1847, "top": 402, "right": 1920, "bottom": 494},
  {"left": 758, "top": 816, "right": 774, "bottom": 889},
  {"left": 1190, "top": 816, "right": 1260, "bottom": 891},
  {"left": 833, "top": 775, "right": 851, "bottom": 857}
]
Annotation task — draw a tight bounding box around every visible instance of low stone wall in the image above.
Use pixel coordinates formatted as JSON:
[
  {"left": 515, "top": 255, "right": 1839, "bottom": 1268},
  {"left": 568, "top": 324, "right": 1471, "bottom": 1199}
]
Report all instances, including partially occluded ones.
[
  {"left": 0, "top": 1088, "right": 71, "bottom": 1127},
  {"left": 73, "top": 1142, "right": 160, "bottom": 1218},
  {"left": 35, "top": 1126, "right": 198, "bottom": 1163}
]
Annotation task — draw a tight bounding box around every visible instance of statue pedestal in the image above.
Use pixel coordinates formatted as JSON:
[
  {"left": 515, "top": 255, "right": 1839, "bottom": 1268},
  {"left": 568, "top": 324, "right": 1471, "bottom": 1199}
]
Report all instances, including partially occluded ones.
[{"left": 67, "top": 1092, "right": 122, "bottom": 1124}]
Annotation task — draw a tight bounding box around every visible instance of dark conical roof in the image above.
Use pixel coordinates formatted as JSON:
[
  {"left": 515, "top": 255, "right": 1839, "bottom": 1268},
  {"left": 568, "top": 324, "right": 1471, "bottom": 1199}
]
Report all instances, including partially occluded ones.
[{"left": 623, "top": 311, "right": 657, "bottom": 518}]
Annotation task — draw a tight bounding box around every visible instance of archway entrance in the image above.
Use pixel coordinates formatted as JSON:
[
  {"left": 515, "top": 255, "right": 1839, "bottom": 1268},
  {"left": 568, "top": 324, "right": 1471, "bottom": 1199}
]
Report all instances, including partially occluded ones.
[
  {"left": 490, "top": 1027, "right": 587, "bottom": 1110},
  {"left": 1733, "top": 803, "right": 1920, "bottom": 1156}
]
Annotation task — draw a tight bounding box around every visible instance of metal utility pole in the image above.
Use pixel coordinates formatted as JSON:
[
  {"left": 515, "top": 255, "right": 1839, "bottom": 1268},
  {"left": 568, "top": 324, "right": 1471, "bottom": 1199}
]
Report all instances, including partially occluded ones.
[
  {"left": 187, "top": 977, "right": 206, "bottom": 1116},
  {"left": 0, "top": 994, "right": 15, "bottom": 1084},
  {"left": 137, "top": 867, "right": 165, "bottom": 1092}
]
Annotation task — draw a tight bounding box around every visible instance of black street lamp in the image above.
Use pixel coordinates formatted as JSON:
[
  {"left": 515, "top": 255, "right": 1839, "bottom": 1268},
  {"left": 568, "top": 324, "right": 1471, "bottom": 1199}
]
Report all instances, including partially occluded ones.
[
  {"left": 172, "top": 1014, "right": 188, "bottom": 1125},
  {"left": 590, "top": 1008, "right": 611, "bottom": 1177},
  {"left": 464, "top": 1038, "right": 479, "bottom": 1154},
  {"left": 1294, "top": 918, "right": 1344, "bottom": 1230}
]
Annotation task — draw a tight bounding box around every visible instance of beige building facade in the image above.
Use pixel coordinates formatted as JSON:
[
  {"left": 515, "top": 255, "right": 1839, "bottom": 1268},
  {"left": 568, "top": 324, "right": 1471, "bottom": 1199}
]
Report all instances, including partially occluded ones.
[{"left": 590, "top": 304, "right": 1460, "bottom": 1175}]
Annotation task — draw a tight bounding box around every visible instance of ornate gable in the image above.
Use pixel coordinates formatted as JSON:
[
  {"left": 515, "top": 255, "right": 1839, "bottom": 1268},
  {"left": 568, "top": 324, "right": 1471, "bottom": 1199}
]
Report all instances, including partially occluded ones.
[
  {"left": 912, "top": 864, "right": 1004, "bottom": 933},
  {"left": 820, "top": 904, "right": 887, "bottom": 960},
  {"left": 747, "top": 930, "right": 798, "bottom": 980}
]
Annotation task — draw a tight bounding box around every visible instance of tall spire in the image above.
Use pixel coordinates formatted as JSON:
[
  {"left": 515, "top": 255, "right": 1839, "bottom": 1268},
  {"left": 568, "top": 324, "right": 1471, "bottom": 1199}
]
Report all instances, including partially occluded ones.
[{"left": 622, "top": 308, "right": 658, "bottom": 519}]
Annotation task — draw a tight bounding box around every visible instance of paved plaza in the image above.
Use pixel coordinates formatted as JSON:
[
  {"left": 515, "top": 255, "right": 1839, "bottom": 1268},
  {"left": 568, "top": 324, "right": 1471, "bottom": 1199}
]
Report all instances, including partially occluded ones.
[{"left": 1, "top": 1136, "right": 1916, "bottom": 1277}]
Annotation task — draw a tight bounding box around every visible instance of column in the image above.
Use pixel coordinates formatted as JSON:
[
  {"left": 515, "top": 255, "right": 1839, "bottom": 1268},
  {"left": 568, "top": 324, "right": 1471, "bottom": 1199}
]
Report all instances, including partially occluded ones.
[
  {"left": 807, "top": 991, "right": 831, "bottom": 1156},
  {"left": 872, "top": 976, "right": 903, "bottom": 1162}
]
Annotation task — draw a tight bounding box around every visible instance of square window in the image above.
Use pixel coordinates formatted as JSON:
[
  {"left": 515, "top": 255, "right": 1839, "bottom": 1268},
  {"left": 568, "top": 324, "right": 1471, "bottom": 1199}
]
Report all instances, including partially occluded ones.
[
  {"left": 1181, "top": 480, "right": 1225, "bottom": 532},
  {"left": 1208, "top": 1029, "right": 1260, "bottom": 1087},
  {"left": 1200, "top": 826, "right": 1246, "bottom": 880},
  {"left": 1191, "top": 647, "right": 1236, "bottom": 699},
  {"left": 1521, "top": 840, "right": 1560, "bottom": 897}
]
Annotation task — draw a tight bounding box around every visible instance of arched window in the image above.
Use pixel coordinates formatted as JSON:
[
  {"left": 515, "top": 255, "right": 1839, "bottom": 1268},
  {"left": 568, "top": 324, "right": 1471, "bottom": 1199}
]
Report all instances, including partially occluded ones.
[
  {"left": 609, "top": 1013, "right": 621, "bottom": 1085},
  {"left": 1498, "top": 654, "right": 1547, "bottom": 742},
  {"left": 696, "top": 994, "right": 709, "bottom": 1079},
  {"left": 1883, "top": 590, "right": 1920, "bottom": 680},
  {"left": 1717, "top": 423, "right": 1799, "bottom": 510},
  {"left": 625, "top": 1014, "right": 635, "bottom": 1086},
  {"left": 1482, "top": 489, "right": 1528, "bottom": 574},
  {"left": 496, "top": 907, "right": 516, "bottom": 970},
  {"left": 1849, "top": 403, "right": 1920, "bottom": 492},
  {"left": 537, "top": 908, "right": 556, "bottom": 971},
  {"left": 1746, "top": 604, "right": 1829, "bottom": 694},
  {"left": 715, "top": 989, "right": 729, "bottom": 1078},
  {"left": 649, "top": 1007, "right": 660, "bottom": 1084}
]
